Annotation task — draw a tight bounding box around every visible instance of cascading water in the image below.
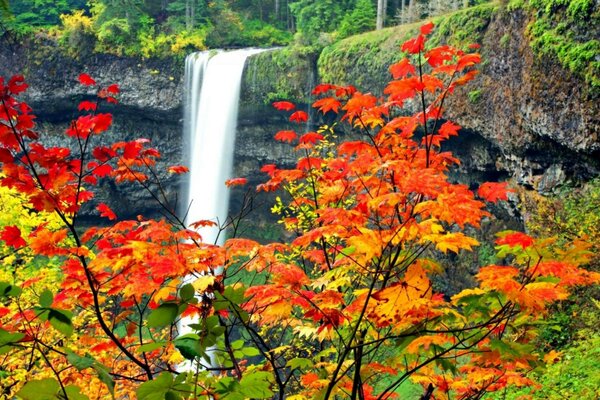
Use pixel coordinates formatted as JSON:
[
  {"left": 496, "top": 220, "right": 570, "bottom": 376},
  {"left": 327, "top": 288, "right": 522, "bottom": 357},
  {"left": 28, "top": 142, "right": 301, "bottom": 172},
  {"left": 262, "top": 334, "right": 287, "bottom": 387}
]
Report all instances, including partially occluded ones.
[{"left": 179, "top": 49, "right": 265, "bottom": 357}]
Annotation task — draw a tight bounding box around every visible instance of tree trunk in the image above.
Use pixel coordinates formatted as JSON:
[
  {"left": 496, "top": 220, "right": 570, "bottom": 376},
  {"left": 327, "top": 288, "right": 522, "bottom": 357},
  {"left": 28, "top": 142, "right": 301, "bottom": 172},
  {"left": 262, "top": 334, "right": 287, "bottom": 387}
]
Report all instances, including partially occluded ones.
[
  {"left": 376, "top": 0, "right": 385, "bottom": 30},
  {"left": 275, "top": 0, "right": 280, "bottom": 20}
]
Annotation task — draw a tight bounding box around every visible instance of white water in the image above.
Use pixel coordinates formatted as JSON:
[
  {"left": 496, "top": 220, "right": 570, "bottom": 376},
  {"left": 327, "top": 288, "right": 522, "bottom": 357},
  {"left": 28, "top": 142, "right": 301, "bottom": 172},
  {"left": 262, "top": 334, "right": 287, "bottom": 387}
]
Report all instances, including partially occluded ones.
[
  {"left": 178, "top": 49, "right": 265, "bottom": 366},
  {"left": 184, "top": 49, "right": 262, "bottom": 244}
]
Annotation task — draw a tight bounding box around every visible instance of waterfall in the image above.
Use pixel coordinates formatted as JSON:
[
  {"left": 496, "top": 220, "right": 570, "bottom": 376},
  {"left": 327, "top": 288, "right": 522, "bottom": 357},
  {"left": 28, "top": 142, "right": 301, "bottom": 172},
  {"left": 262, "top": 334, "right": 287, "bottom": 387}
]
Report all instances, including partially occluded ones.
[
  {"left": 184, "top": 49, "right": 261, "bottom": 244},
  {"left": 179, "top": 49, "right": 265, "bottom": 357}
]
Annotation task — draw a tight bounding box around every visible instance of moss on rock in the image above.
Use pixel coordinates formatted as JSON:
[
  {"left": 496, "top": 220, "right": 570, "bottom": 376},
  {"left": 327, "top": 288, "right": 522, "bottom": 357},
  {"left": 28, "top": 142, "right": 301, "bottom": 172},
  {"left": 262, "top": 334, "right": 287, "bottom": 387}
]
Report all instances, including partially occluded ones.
[{"left": 317, "top": 3, "right": 497, "bottom": 94}]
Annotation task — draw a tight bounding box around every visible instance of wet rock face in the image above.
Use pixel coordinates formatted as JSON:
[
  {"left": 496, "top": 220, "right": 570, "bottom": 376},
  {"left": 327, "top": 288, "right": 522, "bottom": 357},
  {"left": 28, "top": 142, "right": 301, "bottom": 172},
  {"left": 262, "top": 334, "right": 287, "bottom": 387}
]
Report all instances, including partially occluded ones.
[
  {"left": 442, "top": 9, "right": 599, "bottom": 183},
  {"left": 0, "top": 36, "right": 186, "bottom": 220}
]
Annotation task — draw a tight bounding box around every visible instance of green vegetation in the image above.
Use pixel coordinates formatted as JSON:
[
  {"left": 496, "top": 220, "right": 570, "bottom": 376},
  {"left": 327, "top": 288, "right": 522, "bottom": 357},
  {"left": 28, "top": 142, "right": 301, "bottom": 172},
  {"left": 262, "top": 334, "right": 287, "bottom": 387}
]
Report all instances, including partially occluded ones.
[
  {"left": 510, "top": 0, "right": 599, "bottom": 89},
  {"left": 318, "top": 3, "right": 496, "bottom": 93},
  {"left": 1, "top": 1, "right": 499, "bottom": 58},
  {"left": 497, "top": 179, "right": 600, "bottom": 399}
]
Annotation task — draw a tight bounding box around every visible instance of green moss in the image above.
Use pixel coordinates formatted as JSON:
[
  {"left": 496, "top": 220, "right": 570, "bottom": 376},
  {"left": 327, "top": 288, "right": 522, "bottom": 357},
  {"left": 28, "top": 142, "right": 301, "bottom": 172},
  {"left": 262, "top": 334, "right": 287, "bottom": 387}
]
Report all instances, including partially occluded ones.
[
  {"left": 242, "top": 47, "right": 316, "bottom": 106},
  {"left": 500, "top": 32, "right": 510, "bottom": 47},
  {"left": 317, "top": 3, "right": 496, "bottom": 93},
  {"left": 519, "top": 0, "right": 599, "bottom": 91}
]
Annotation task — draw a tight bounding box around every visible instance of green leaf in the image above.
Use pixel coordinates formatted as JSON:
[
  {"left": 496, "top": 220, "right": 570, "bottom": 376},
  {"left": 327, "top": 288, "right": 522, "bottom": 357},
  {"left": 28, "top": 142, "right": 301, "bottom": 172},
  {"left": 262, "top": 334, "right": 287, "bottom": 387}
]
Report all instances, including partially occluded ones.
[
  {"left": 0, "top": 281, "right": 22, "bottom": 298},
  {"left": 16, "top": 378, "right": 60, "bottom": 399},
  {"left": 0, "top": 328, "right": 25, "bottom": 355},
  {"left": 241, "top": 347, "right": 260, "bottom": 357},
  {"left": 147, "top": 303, "right": 179, "bottom": 328},
  {"left": 286, "top": 357, "right": 313, "bottom": 370},
  {"left": 39, "top": 289, "right": 54, "bottom": 308},
  {"left": 231, "top": 339, "right": 244, "bottom": 350},
  {"left": 239, "top": 371, "right": 274, "bottom": 399},
  {"left": 136, "top": 372, "right": 173, "bottom": 400},
  {"left": 179, "top": 284, "right": 195, "bottom": 302},
  {"left": 66, "top": 350, "right": 95, "bottom": 370},
  {"left": 174, "top": 334, "right": 203, "bottom": 360},
  {"left": 63, "top": 385, "right": 89, "bottom": 400},
  {"left": 48, "top": 309, "right": 73, "bottom": 336},
  {"left": 65, "top": 350, "right": 114, "bottom": 397},
  {"left": 138, "top": 341, "right": 166, "bottom": 353}
]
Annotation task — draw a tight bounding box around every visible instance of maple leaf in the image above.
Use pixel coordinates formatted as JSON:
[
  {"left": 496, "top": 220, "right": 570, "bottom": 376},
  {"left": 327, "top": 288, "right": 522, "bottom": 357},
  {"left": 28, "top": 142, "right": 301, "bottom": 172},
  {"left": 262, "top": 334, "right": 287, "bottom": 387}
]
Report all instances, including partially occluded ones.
[
  {"left": 495, "top": 231, "right": 534, "bottom": 249},
  {"left": 167, "top": 165, "right": 189, "bottom": 174},
  {"left": 189, "top": 219, "right": 218, "bottom": 229},
  {"left": 78, "top": 73, "right": 96, "bottom": 86},
  {"left": 91, "top": 113, "right": 113, "bottom": 133},
  {"left": 106, "top": 84, "right": 120, "bottom": 94},
  {"left": 389, "top": 58, "right": 415, "bottom": 79},
  {"left": 420, "top": 21, "right": 434, "bottom": 35},
  {"left": 313, "top": 97, "right": 342, "bottom": 114},
  {"left": 78, "top": 100, "right": 97, "bottom": 112},
  {"left": 298, "top": 132, "right": 324, "bottom": 145},
  {"left": 312, "top": 83, "right": 334, "bottom": 95},
  {"left": 8, "top": 75, "right": 28, "bottom": 95},
  {"left": 289, "top": 110, "right": 308, "bottom": 123},
  {"left": 274, "top": 130, "right": 297, "bottom": 143},
  {"left": 0, "top": 225, "right": 27, "bottom": 248},
  {"left": 272, "top": 101, "right": 295, "bottom": 111},
  {"left": 401, "top": 34, "right": 425, "bottom": 54},
  {"left": 225, "top": 177, "right": 247, "bottom": 187},
  {"left": 97, "top": 203, "right": 117, "bottom": 220},
  {"left": 478, "top": 181, "right": 512, "bottom": 203}
]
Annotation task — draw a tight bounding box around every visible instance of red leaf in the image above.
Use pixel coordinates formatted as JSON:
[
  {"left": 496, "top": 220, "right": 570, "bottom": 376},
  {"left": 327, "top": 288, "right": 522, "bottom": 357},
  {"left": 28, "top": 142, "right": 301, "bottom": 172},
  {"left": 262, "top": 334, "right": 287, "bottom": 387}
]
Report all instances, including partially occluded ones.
[
  {"left": 260, "top": 164, "right": 277, "bottom": 176},
  {"left": 289, "top": 110, "right": 308, "bottom": 123},
  {"left": 297, "top": 157, "right": 322, "bottom": 170},
  {"left": 0, "top": 148, "right": 13, "bottom": 163},
  {"left": 97, "top": 203, "right": 117, "bottom": 220},
  {"left": 420, "top": 21, "right": 434, "bottom": 35},
  {"left": 313, "top": 97, "right": 342, "bottom": 114},
  {"left": 389, "top": 58, "right": 416, "bottom": 79},
  {"left": 1, "top": 225, "right": 27, "bottom": 249},
  {"left": 272, "top": 101, "right": 295, "bottom": 111},
  {"left": 78, "top": 100, "right": 97, "bottom": 112},
  {"left": 123, "top": 142, "right": 141, "bottom": 159},
  {"left": 92, "top": 163, "right": 112, "bottom": 177},
  {"left": 8, "top": 75, "right": 28, "bottom": 95},
  {"left": 496, "top": 232, "right": 534, "bottom": 249},
  {"left": 274, "top": 130, "right": 297, "bottom": 143},
  {"left": 478, "top": 181, "right": 512, "bottom": 203},
  {"left": 92, "top": 146, "right": 117, "bottom": 162},
  {"left": 298, "top": 132, "right": 324, "bottom": 144},
  {"left": 225, "top": 177, "right": 248, "bottom": 187},
  {"left": 401, "top": 35, "right": 425, "bottom": 54},
  {"left": 312, "top": 84, "right": 333, "bottom": 95},
  {"left": 106, "top": 84, "right": 120, "bottom": 94},
  {"left": 168, "top": 165, "right": 189, "bottom": 174},
  {"left": 91, "top": 113, "right": 112, "bottom": 133},
  {"left": 78, "top": 73, "right": 96, "bottom": 86}
]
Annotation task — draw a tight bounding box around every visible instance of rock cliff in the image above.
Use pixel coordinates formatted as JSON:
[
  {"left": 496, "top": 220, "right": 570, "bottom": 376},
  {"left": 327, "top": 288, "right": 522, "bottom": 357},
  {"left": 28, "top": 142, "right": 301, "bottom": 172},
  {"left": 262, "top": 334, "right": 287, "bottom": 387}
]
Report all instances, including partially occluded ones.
[
  {"left": 0, "top": 35, "right": 185, "bottom": 219},
  {"left": 1, "top": 2, "right": 598, "bottom": 226}
]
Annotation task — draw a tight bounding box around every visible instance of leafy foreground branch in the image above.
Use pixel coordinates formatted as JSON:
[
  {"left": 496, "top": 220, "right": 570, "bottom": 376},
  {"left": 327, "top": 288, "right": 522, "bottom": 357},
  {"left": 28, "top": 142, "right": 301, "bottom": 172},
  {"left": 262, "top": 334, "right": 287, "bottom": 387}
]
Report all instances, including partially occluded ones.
[{"left": 0, "top": 23, "right": 598, "bottom": 400}]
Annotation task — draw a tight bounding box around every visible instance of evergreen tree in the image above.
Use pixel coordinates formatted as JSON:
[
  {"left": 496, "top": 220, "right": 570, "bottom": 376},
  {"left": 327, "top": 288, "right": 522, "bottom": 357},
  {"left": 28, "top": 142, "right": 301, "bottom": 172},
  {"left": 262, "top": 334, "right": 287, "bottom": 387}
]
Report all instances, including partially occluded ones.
[{"left": 339, "top": 0, "right": 376, "bottom": 38}]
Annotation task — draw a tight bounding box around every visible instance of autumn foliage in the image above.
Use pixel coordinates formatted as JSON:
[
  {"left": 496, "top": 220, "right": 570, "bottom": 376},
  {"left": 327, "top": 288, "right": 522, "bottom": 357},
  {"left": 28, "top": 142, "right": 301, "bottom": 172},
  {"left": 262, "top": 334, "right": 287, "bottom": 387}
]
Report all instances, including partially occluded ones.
[{"left": 1, "top": 24, "right": 598, "bottom": 400}]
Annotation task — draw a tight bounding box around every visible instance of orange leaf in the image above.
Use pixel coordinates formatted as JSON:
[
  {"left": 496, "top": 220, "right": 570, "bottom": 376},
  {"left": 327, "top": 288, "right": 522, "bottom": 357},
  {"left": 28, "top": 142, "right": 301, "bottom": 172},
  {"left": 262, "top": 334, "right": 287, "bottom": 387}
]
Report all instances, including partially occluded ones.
[
  {"left": 290, "top": 110, "right": 308, "bottom": 123},
  {"left": 97, "top": 203, "right": 117, "bottom": 220},
  {"left": 274, "top": 130, "right": 297, "bottom": 143},
  {"left": 225, "top": 177, "right": 247, "bottom": 187},
  {"left": 168, "top": 165, "right": 189, "bottom": 174},
  {"left": 478, "top": 181, "right": 512, "bottom": 203}
]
